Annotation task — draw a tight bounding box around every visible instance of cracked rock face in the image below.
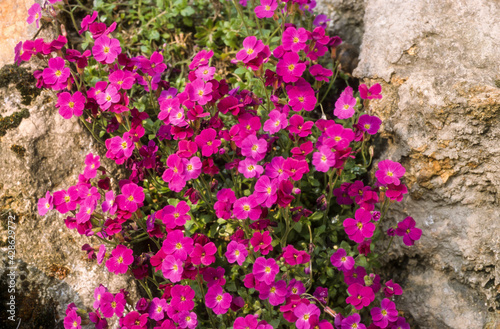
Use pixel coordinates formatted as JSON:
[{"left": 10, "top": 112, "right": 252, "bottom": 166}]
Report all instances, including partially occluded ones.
[
  {"left": 353, "top": 0, "right": 500, "bottom": 327},
  {"left": 0, "top": 63, "right": 137, "bottom": 328}
]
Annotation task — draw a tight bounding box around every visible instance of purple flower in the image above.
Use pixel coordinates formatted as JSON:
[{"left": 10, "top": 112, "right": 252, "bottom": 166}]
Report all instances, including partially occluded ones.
[
  {"left": 109, "top": 69, "right": 135, "bottom": 90},
  {"left": 162, "top": 230, "right": 194, "bottom": 261},
  {"left": 395, "top": 216, "right": 422, "bottom": 246},
  {"left": 313, "top": 14, "right": 331, "bottom": 29},
  {"left": 384, "top": 279, "right": 403, "bottom": 298},
  {"left": 205, "top": 285, "right": 232, "bottom": 315},
  {"left": 92, "top": 35, "right": 121, "bottom": 64},
  {"left": 294, "top": 303, "right": 320, "bottom": 329},
  {"left": 195, "top": 128, "right": 221, "bottom": 157},
  {"left": 390, "top": 317, "right": 410, "bottom": 329},
  {"left": 171, "top": 285, "right": 195, "bottom": 311},
  {"left": 330, "top": 248, "right": 354, "bottom": 272},
  {"left": 341, "top": 313, "right": 366, "bottom": 329},
  {"left": 116, "top": 183, "right": 145, "bottom": 212},
  {"left": 309, "top": 64, "right": 333, "bottom": 82},
  {"left": 225, "top": 241, "right": 248, "bottom": 265},
  {"left": 149, "top": 297, "right": 168, "bottom": 321},
  {"left": 288, "top": 84, "right": 317, "bottom": 112},
  {"left": 186, "top": 79, "right": 212, "bottom": 105},
  {"left": 259, "top": 280, "right": 287, "bottom": 306},
  {"left": 371, "top": 298, "right": 398, "bottom": 328},
  {"left": 238, "top": 158, "right": 264, "bottom": 179},
  {"left": 357, "top": 114, "right": 382, "bottom": 135},
  {"left": 252, "top": 175, "right": 277, "bottom": 208},
  {"left": 177, "top": 311, "right": 198, "bottom": 328},
  {"left": 63, "top": 310, "right": 81, "bottom": 329},
  {"left": 79, "top": 11, "right": 98, "bottom": 34},
  {"left": 343, "top": 208, "right": 375, "bottom": 243}
]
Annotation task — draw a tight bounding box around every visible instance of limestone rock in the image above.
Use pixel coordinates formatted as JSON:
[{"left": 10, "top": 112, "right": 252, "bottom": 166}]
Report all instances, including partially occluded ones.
[{"left": 354, "top": 0, "right": 500, "bottom": 327}]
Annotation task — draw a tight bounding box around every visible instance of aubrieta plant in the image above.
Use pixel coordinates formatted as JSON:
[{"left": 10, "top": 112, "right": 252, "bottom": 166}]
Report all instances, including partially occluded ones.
[{"left": 19, "top": 0, "right": 422, "bottom": 328}]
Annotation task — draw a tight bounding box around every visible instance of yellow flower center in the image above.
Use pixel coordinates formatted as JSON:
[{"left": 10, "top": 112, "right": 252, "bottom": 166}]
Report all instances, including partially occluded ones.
[
  {"left": 343, "top": 104, "right": 350, "bottom": 110},
  {"left": 357, "top": 222, "right": 363, "bottom": 229},
  {"left": 292, "top": 288, "right": 297, "bottom": 293},
  {"left": 270, "top": 287, "right": 276, "bottom": 293},
  {"left": 341, "top": 256, "right": 346, "bottom": 262},
  {"left": 265, "top": 5, "right": 271, "bottom": 10},
  {"left": 252, "top": 145, "right": 258, "bottom": 151},
  {"left": 103, "top": 47, "right": 110, "bottom": 54},
  {"left": 288, "top": 64, "right": 295, "bottom": 71},
  {"left": 181, "top": 296, "right": 186, "bottom": 301},
  {"left": 293, "top": 37, "right": 299, "bottom": 43},
  {"left": 216, "top": 295, "right": 223, "bottom": 302},
  {"left": 267, "top": 187, "right": 272, "bottom": 194},
  {"left": 274, "top": 120, "right": 280, "bottom": 127},
  {"left": 117, "top": 256, "right": 123, "bottom": 263},
  {"left": 247, "top": 48, "right": 254, "bottom": 55},
  {"left": 321, "top": 155, "right": 327, "bottom": 161},
  {"left": 334, "top": 136, "right": 341, "bottom": 142},
  {"left": 128, "top": 195, "right": 134, "bottom": 201},
  {"left": 55, "top": 70, "right": 62, "bottom": 77},
  {"left": 203, "top": 70, "right": 209, "bottom": 74},
  {"left": 303, "top": 314, "right": 309, "bottom": 320},
  {"left": 176, "top": 242, "right": 182, "bottom": 249},
  {"left": 186, "top": 316, "right": 191, "bottom": 321},
  {"left": 111, "top": 301, "right": 117, "bottom": 308},
  {"left": 173, "top": 264, "right": 178, "bottom": 271},
  {"left": 243, "top": 205, "right": 250, "bottom": 211},
  {"left": 174, "top": 213, "right": 180, "bottom": 218},
  {"left": 121, "top": 142, "right": 128, "bottom": 149},
  {"left": 298, "top": 97, "right": 304, "bottom": 102},
  {"left": 207, "top": 141, "right": 213, "bottom": 146},
  {"left": 68, "top": 101, "right": 75, "bottom": 108},
  {"left": 248, "top": 165, "right": 255, "bottom": 171},
  {"left": 198, "top": 90, "right": 204, "bottom": 96},
  {"left": 387, "top": 171, "right": 394, "bottom": 176},
  {"left": 106, "top": 95, "right": 112, "bottom": 101},
  {"left": 364, "top": 124, "right": 371, "bottom": 130},
  {"left": 265, "top": 266, "right": 271, "bottom": 273},
  {"left": 382, "top": 309, "right": 387, "bottom": 316},
  {"left": 64, "top": 196, "right": 70, "bottom": 202},
  {"left": 73, "top": 321, "right": 77, "bottom": 327},
  {"left": 235, "top": 250, "right": 240, "bottom": 256},
  {"left": 187, "top": 164, "right": 193, "bottom": 171}
]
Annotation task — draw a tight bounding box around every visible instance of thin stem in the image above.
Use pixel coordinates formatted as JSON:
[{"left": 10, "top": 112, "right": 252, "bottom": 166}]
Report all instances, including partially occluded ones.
[{"left": 232, "top": 0, "right": 251, "bottom": 35}]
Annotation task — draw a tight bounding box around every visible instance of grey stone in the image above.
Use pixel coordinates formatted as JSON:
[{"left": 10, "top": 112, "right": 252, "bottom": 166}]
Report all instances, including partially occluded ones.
[{"left": 353, "top": 0, "right": 500, "bottom": 327}]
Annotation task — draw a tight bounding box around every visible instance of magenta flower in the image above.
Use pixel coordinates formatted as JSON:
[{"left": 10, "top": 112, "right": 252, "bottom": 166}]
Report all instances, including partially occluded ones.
[
  {"left": 330, "top": 248, "right": 354, "bottom": 272},
  {"left": 253, "top": 175, "right": 277, "bottom": 208},
  {"left": 276, "top": 52, "right": 306, "bottom": 83},
  {"left": 186, "top": 79, "right": 212, "bottom": 105},
  {"left": 236, "top": 36, "right": 265, "bottom": 63},
  {"left": 97, "top": 244, "right": 106, "bottom": 265},
  {"left": 195, "top": 65, "right": 216, "bottom": 81},
  {"left": 92, "top": 35, "right": 121, "bottom": 64},
  {"left": 346, "top": 283, "right": 375, "bottom": 310},
  {"left": 250, "top": 231, "right": 273, "bottom": 255},
  {"left": 53, "top": 188, "right": 77, "bottom": 214},
  {"left": 288, "top": 85, "right": 317, "bottom": 112},
  {"left": 96, "top": 85, "right": 120, "bottom": 110},
  {"left": 375, "top": 160, "right": 405, "bottom": 186},
  {"left": 27, "top": 3, "right": 42, "bottom": 29},
  {"left": 64, "top": 310, "right": 81, "bottom": 329},
  {"left": 357, "top": 114, "right": 382, "bottom": 135},
  {"left": 190, "top": 242, "right": 217, "bottom": 265},
  {"left": 294, "top": 303, "right": 320, "bottom": 329},
  {"left": 183, "top": 156, "right": 202, "bottom": 181},
  {"left": 288, "top": 114, "right": 314, "bottom": 137},
  {"left": 42, "top": 57, "right": 70, "bottom": 90},
  {"left": 161, "top": 255, "right": 184, "bottom": 283},
  {"left": 371, "top": 298, "right": 398, "bottom": 328},
  {"left": 38, "top": 191, "right": 53, "bottom": 216},
  {"left": 265, "top": 156, "right": 289, "bottom": 181},
  {"left": 282, "top": 27, "right": 308, "bottom": 53},
  {"left": 312, "top": 146, "right": 336, "bottom": 172},
  {"left": 177, "top": 311, "right": 198, "bottom": 329},
  {"left": 390, "top": 317, "right": 410, "bottom": 329},
  {"left": 195, "top": 128, "right": 221, "bottom": 157},
  {"left": 259, "top": 280, "right": 287, "bottom": 306},
  {"left": 233, "top": 195, "right": 262, "bottom": 220},
  {"left": 189, "top": 49, "right": 214, "bottom": 70},
  {"left": 341, "top": 313, "right": 366, "bottom": 329},
  {"left": 359, "top": 83, "right": 382, "bottom": 99},
  {"left": 203, "top": 266, "right": 226, "bottom": 287},
  {"left": 93, "top": 284, "right": 108, "bottom": 310},
  {"left": 324, "top": 124, "right": 355, "bottom": 150},
  {"left": 395, "top": 216, "right": 422, "bottom": 246},
  {"left": 83, "top": 153, "right": 100, "bottom": 179},
  {"left": 263, "top": 110, "right": 288, "bottom": 134},
  {"left": 283, "top": 246, "right": 310, "bottom": 266},
  {"left": 283, "top": 158, "right": 309, "bottom": 181},
  {"left": 109, "top": 69, "right": 135, "bottom": 90},
  {"left": 384, "top": 280, "right": 403, "bottom": 298},
  {"left": 334, "top": 86, "right": 357, "bottom": 119},
  {"left": 105, "top": 245, "right": 133, "bottom": 274},
  {"left": 205, "top": 285, "right": 232, "bottom": 315},
  {"left": 148, "top": 297, "right": 168, "bottom": 321},
  {"left": 115, "top": 183, "right": 145, "bottom": 213},
  {"left": 214, "top": 188, "right": 236, "bottom": 219},
  {"left": 309, "top": 64, "right": 333, "bottom": 82},
  {"left": 238, "top": 158, "right": 264, "bottom": 179},
  {"left": 241, "top": 134, "right": 268, "bottom": 161},
  {"left": 171, "top": 285, "right": 195, "bottom": 311},
  {"left": 253, "top": 257, "right": 279, "bottom": 284},
  {"left": 162, "top": 230, "right": 194, "bottom": 261},
  {"left": 234, "top": 315, "right": 259, "bottom": 329},
  {"left": 343, "top": 208, "right": 375, "bottom": 243},
  {"left": 79, "top": 11, "right": 98, "bottom": 34},
  {"left": 101, "top": 292, "right": 126, "bottom": 318},
  {"left": 102, "top": 191, "right": 117, "bottom": 214},
  {"left": 160, "top": 201, "right": 191, "bottom": 228},
  {"left": 255, "top": 0, "right": 277, "bottom": 18},
  {"left": 225, "top": 241, "right": 248, "bottom": 265},
  {"left": 162, "top": 154, "right": 187, "bottom": 192},
  {"left": 122, "top": 311, "right": 148, "bottom": 328},
  {"left": 344, "top": 266, "right": 366, "bottom": 286}
]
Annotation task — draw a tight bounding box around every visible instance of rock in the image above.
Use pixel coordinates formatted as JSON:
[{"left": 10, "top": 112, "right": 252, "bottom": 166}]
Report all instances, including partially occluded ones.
[
  {"left": 354, "top": 0, "right": 500, "bottom": 327},
  {"left": 0, "top": 62, "right": 138, "bottom": 328},
  {"left": 315, "top": 0, "right": 365, "bottom": 47}
]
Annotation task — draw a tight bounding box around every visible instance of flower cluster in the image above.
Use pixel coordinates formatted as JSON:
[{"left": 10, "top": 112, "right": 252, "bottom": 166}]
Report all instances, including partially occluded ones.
[{"left": 27, "top": 0, "right": 423, "bottom": 328}]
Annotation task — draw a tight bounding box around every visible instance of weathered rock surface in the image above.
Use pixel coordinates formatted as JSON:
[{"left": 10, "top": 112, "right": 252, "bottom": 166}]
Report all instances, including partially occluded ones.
[
  {"left": 354, "top": 0, "right": 500, "bottom": 327},
  {"left": 0, "top": 63, "right": 137, "bottom": 328}
]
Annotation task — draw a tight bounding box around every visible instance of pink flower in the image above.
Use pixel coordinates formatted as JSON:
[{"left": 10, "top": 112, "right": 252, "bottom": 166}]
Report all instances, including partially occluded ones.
[
  {"left": 42, "top": 57, "right": 70, "bottom": 90},
  {"left": 105, "top": 245, "right": 134, "bottom": 274},
  {"left": 162, "top": 230, "right": 194, "bottom": 261},
  {"left": 56, "top": 92, "right": 86, "bottom": 119},
  {"left": 183, "top": 156, "right": 202, "bottom": 181},
  {"left": 288, "top": 85, "right": 317, "bottom": 112},
  {"left": 252, "top": 175, "right": 277, "bottom": 208},
  {"left": 161, "top": 255, "right": 184, "bottom": 283},
  {"left": 160, "top": 201, "right": 191, "bottom": 228},
  {"left": 189, "top": 49, "right": 214, "bottom": 70},
  {"left": 234, "top": 315, "right": 259, "bottom": 329},
  {"left": 255, "top": 0, "right": 277, "bottom": 18},
  {"left": 96, "top": 85, "right": 120, "bottom": 110},
  {"left": 190, "top": 242, "right": 217, "bottom": 265},
  {"left": 283, "top": 245, "right": 310, "bottom": 266},
  {"left": 259, "top": 280, "right": 287, "bottom": 306},
  {"left": 177, "top": 311, "right": 198, "bottom": 328},
  {"left": 225, "top": 241, "right": 248, "bottom": 265},
  {"left": 386, "top": 183, "right": 408, "bottom": 202},
  {"left": 334, "top": 86, "right": 356, "bottom": 119},
  {"left": 395, "top": 216, "right": 422, "bottom": 246},
  {"left": 195, "top": 128, "right": 221, "bottom": 157},
  {"left": 323, "top": 124, "right": 355, "bottom": 150},
  {"left": 92, "top": 35, "right": 121, "bottom": 64},
  {"left": 214, "top": 188, "right": 236, "bottom": 219},
  {"left": 233, "top": 196, "right": 262, "bottom": 220},
  {"left": 100, "top": 292, "right": 126, "bottom": 318},
  {"left": 346, "top": 283, "right": 375, "bottom": 310},
  {"left": 236, "top": 36, "right": 265, "bottom": 63},
  {"left": 341, "top": 313, "right": 366, "bottom": 329},
  {"left": 109, "top": 69, "right": 135, "bottom": 90},
  {"left": 83, "top": 153, "right": 100, "bottom": 179},
  {"left": 205, "top": 285, "right": 232, "bottom": 315},
  {"left": 330, "top": 248, "right": 354, "bottom": 272},
  {"left": 283, "top": 158, "right": 309, "bottom": 181},
  {"left": 250, "top": 231, "right": 273, "bottom": 255},
  {"left": 276, "top": 52, "right": 306, "bottom": 83},
  {"left": 27, "top": 3, "right": 42, "bottom": 29},
  {"left": 38, "top": 191, "right": 53, "bottom": 216},
  {"left": 79, "top": 11, "right": 98, "bottom": 34},
  {"left": 186, "top": 79, "right": 212, "bottom": 105},
  {"left": 253, "top": 257, "right": 279, "bottom": 285},
  {"left": 170, "top": 285, "right": 195, "bottom": 311},
  {"left": 122, "top": 311, "right": 148, "bottom": 328},
  {"left": 282, "top": 27, "right": 308, "bottom": 53},
  {"left": 294, "top": 303, "right": 320, "bottom": 329},
  {"left": 238, "top": 158, "right": 264, "bottom": 179},
  {"left": 265, "top": 156, "right": 289, "bottom": 181},
  {"left": 263, "top": 110, "right": 288, "bottom": 134},
  {"left": 312, "top": 146, "right": 335, "bottom": 172},
  {"left": 241, "top": 135, "right": 268, "bottom": 161},
  {"left": 359, "top": 83, "right": 382, "bottom": 99},
  {"left": 371, "top": 298, "right": 398, "bottom": 328},
  {"left": 343, "top": 208, "right": 375, "bottom": 243},
  {"left": 288, "top": 114, "right": 314, "bottom": 137},
  {"left": 309, "top": 64, "right": 333, "bottom": 82},
  {"left": 116, "top": 183, "right": 144, "bottom": 212},
  {"left": 64, "top": 310, "right": 81, "bottom": 329},
  {"left": 384, "top": 280, "right": 403, "bottom": 298},
  {"left": 375, "top": 160, "right": 405, "bottom": 186}
]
